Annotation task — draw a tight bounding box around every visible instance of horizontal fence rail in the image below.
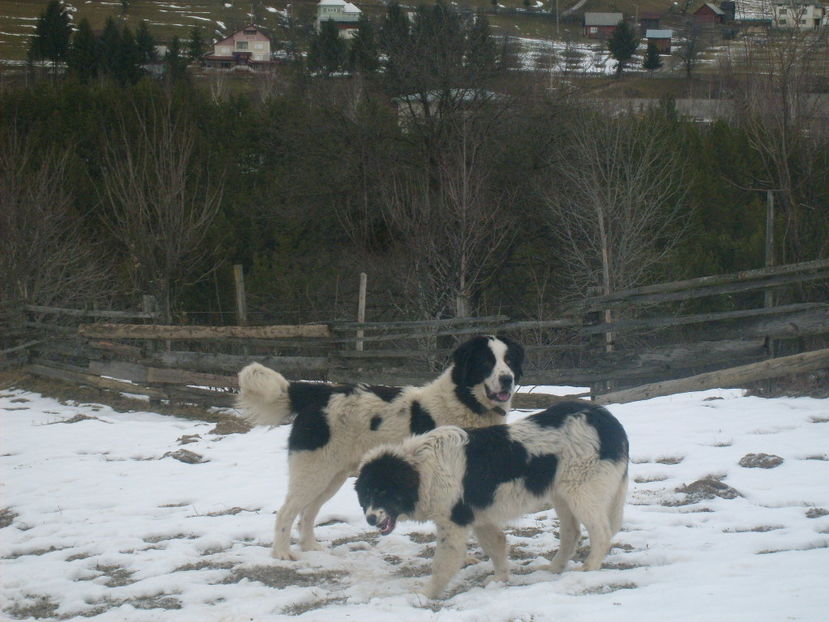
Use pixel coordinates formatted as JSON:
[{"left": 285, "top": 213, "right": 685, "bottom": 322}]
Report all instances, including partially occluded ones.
[{"left": 2, "top": 259, "right": 827, "bottom": 408}]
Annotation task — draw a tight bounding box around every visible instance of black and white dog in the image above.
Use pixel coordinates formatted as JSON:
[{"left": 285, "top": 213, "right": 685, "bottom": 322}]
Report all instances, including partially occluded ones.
[
  {"left": 355, "top": 401, "right": 629, "bottom": 599},
  {"left": 237, "top": 335, "right": 525, "bottom": 560}
]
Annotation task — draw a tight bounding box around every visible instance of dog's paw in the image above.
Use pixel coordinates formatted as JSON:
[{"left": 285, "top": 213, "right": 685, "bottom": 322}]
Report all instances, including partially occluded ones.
[
  {"left": 486, "top": 571, "right": 509, "bottom": 586},
  {"left": 271, "top": 547, "right": 298, "bottom": 561},
  {"left": 421, "top": 581, "right": 446, "bottom": 600},
  {"left": 300, "top": 540, "right": 323, "bottom": 552},
  {"left": 547, "top": 560, "right": 567, "bottom": 574}
]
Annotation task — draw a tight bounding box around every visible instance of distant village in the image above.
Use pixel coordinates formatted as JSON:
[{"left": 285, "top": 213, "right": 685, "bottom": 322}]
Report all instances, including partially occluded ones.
[{"left": 196, "top": 0, "right": 829, "bottom": 71}]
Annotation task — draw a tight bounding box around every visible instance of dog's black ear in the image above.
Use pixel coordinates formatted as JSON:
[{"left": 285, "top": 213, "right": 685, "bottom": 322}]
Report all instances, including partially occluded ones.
[
  {"left": 496, "top": 334, "right": 525, "bottom": 379},
  {"left": 451, "top": 336, "right": 487, "bottom": 384}
]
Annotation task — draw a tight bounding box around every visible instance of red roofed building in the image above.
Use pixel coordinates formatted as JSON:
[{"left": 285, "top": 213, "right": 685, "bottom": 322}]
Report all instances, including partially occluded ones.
[
  {"left": 693, "top": 3, "right": 725, "bottom": 24},
  {"left": 203, "top": 25, "right": 272, "bottom": 69}
]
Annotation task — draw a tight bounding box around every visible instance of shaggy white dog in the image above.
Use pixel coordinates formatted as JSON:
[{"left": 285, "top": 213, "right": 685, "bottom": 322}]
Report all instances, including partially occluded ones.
[{"left": 355, "top": 401, "right": 629, "bottom": 598}]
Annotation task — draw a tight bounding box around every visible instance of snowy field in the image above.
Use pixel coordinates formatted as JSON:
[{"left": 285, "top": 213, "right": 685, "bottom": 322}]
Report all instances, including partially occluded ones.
[{"left": 2, "top": 385, "right": 829, "bottom": 621}]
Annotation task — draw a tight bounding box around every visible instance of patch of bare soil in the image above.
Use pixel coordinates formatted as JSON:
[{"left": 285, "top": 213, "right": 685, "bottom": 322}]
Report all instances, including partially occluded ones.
[
  {"left": 4, "top": 372, "right": 239, "bottom": 425},
  {"left": 670, "top": 476, "right": 742, "bottom": 506},
  {"left": 282, "top": 597, "right": 348, "bottom": 616},
  {"left": 579, "top": 582, "right": 638, "bottom": 595},
  {"left": 174, "top": 559, "right": 236, "bottom": 572},
  {"left": 4, "top": 594, "right": 59, "bottom": 620},
  {"left": 0, "top": 507, "right": 18, "bottom": 529},
  {"left": 163, "top": 449, "right": 208, "bottom": 464},
  {"left": 222, "top": 565, "right": 347, "bottom": 589},
  {"left": 739, "top": 453, "right": 784, "bottom": 469}
]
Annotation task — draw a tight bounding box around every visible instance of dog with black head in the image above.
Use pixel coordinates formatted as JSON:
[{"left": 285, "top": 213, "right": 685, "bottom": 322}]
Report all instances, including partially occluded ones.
[{"left": 356, "top": 401, "right": 629, "bottom": 599}]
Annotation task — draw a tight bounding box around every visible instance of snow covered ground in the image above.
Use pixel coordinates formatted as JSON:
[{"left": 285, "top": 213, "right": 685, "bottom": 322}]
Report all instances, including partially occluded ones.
[{"left": 2, "top": 385, "right": 829, "bottom": 621}]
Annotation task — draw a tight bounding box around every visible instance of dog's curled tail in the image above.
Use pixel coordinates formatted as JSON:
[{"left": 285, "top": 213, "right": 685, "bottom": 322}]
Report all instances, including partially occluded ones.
[{"left": 236, "top": 362, "right": 293, "bottom": 426}]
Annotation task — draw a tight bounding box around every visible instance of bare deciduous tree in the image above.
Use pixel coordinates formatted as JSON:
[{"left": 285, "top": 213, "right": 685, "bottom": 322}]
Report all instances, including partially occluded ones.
[
  {"left": 542, "top": 111, "right": 689, "bottom": 348},
  {"left": 0, "top": 127, "right": 112, "bottom": 310},
  {"left": 723, "top": 24, "right": 829, "bottom": 262},
  {"left": 98, "top": 98, "right": 224, "bottom": 323},
  {"left": 380, "top": 117, "right": 516, "bottom": 319}
]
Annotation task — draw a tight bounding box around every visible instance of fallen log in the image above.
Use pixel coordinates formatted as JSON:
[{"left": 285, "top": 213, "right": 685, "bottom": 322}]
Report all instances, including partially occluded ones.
[{"left": 594, "top": 347, "right": 829, "bottom": 405}]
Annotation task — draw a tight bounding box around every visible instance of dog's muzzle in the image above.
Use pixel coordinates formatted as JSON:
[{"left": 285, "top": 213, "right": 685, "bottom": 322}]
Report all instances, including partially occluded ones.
[
  {"left": 366, "top": 509, "right": 397, "bottom": 535},
  {"left": 486, "top": 374, "right": 514, "bottom": 404}
]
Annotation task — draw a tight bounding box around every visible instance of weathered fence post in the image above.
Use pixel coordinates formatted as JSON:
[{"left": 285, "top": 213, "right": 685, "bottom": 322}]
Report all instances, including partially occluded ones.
[
  {"left": 356, "top": 272, "right": 367, "bottom": 352},
  {"left": 765, "top": 190, "right": 777, "bottom": 358},
  {"left": 233, "top": 264, "right": 247, "bottom": 326}
]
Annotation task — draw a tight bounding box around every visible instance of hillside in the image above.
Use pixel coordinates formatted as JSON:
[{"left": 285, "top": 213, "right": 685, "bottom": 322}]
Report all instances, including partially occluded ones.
[{"left": 0, "top": 0, "right": 727, "bottom": 63}]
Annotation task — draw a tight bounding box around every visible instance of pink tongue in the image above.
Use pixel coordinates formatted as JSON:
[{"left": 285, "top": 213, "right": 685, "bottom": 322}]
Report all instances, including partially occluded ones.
[
  {"left": 496, "top": 392, "right": 510, "bottom": 401},
  {"left": 379, "top": 517, "right": 395, "bottom": 535}
]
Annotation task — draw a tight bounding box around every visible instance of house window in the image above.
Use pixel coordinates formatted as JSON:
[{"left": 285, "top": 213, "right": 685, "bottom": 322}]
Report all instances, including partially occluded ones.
[
  {"left": 237, "top": 41, "right": 248, "bottom": 50},
  {"left": 779, "top": 7, "right": 787, "bottom": 13},
  {"left": 590, "top": 26, "right": 598, "bottom": 33}
]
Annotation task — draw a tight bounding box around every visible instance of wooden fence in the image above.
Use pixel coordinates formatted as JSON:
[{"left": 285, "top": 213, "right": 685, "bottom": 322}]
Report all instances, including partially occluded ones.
[{"left": 2, "top": 259, "right": 828, "bottom": 408}]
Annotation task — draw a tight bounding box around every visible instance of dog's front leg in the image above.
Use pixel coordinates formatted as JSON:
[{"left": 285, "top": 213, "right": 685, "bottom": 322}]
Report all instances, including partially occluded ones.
[{"left": 425, "top": 524, "right": 468, "bottom": 599}]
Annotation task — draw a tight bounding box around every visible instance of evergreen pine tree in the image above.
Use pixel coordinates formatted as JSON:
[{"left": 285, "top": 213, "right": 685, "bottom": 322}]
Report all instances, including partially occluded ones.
[
  {"left": 308, "top": 20, "right": 347, "bottom": 75},
  {"left": 380, "top": 3, "right": 409, "bottom": 53},
  {"left": 467, "top": 14, "right": 497, "bottom": 76},
  {"left": 136, "top": 21, "right": 158, "bottom": 64},
  {"left": 67, "top": 18, "right": 100, "bottom": 83},
  {"left": 187, "top": 27, "right": 206, "bottom": 64},
  {"left": 642, "top": 41, "right": 663, "bottom": 74},
  {"left": 28, "top": 0, "right": 72, "bottom": 66},
  {"left": 115, "top": 25, "right": 143, "bottom": 85},
  {"left": 98, "top": 17, "right": 123, "bottom": 79},
  {"left": 164, "top": 35, "right": 189, "bottom": 81},
  {"left": 349, "top": 14, "right": 379, "bottom": 73},
  {"left": 607, "top": 20, "right": 639, "bottom": 76}
]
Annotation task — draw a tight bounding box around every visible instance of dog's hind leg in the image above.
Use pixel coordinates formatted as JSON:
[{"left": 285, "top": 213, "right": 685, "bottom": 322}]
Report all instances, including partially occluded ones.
[
  {"left": 272, "top": 493, "right": 308, "bottom": 561},
  {"left": 566, "top": 494, "right": 613, "bottom": 572},
  {"left": 297, "top": 470, "right": 350, "bottom": 552},
  {"left": 474, "top": 524, "right": 509, "bottom": 583},
  {"left": 426, "top": 524, "right": 468, "bottom": 599},
  {"left": 549, "top": 498, "right": 580, "bottom": 574}
]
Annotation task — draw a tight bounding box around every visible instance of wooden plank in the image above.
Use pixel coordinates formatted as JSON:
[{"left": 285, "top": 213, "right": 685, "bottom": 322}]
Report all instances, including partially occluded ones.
[
  {"left": 581, "top": 270, "right": 829, "bottom": 311},
  {"left": 25, "top": 304, "right": 158, "bottom": 320},
  {"left": 512, "top": 392, "right": 589, "bottom": 410},
  {"left": 77, "top": 323, "right": 332, "bottom": 340},
  {"left": 0, "top": 340, "right": 44, "bottom": 355},
  {"left": 150, "top": 351, "right": 328, "bottom": 374},
  {"left": 594, "top": 347, "right": 829, "bottom": 405},
  {"left": 331, "top": 315, "right": 509, "bottom": 332},
  {"left": 26, "top": 363, "right": 169, "bottom": 398},
  {"left": 576, "top": 258, "right": 829, "bottom": 311},
  {"left": 146, "top": 367, "right": 237, "bottom": 389},
  {"left": 86, "top": 340, "right": 144, "bottom": 359},
  {"left": 88, "top": 360, "right": 149, "bottom": 383},
  {"left": 579, "top": 303, "right": 826, "bottom": 335}
]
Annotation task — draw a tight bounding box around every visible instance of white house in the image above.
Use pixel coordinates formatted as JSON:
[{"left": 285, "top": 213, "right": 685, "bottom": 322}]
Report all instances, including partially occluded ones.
[
  {"left": 771, "top": 2, "right": 826, "bottom": 29},
  {"left": 316, "top": 0, "right": 362, "bottom": 39},
  {"left": 203, "top": 25, "right": 272, "bottom": 69}
]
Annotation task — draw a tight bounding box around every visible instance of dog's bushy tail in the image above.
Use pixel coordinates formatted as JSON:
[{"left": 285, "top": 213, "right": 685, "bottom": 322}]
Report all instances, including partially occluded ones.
[{"left": 236, "top": 362, "right": 293, "bottom": 426}]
